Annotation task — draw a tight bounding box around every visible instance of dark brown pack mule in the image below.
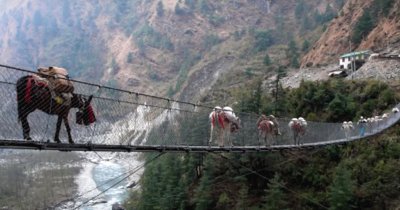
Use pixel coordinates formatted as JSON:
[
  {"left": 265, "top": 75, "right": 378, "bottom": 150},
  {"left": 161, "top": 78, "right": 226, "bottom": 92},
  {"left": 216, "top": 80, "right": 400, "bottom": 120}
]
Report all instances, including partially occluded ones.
[{"left": 16, "top": 75, "right": 96, "bottom": 143}]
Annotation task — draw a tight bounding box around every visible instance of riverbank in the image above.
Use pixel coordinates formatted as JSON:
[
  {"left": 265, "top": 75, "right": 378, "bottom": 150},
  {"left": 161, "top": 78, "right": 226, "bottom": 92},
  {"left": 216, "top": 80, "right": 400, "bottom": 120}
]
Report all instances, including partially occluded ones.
[
  {"left": 55, "top": 152, "right": 144, "bottom": 209},
  {"left": 0, "top": 150, "right": 81, "bottom": 210}
]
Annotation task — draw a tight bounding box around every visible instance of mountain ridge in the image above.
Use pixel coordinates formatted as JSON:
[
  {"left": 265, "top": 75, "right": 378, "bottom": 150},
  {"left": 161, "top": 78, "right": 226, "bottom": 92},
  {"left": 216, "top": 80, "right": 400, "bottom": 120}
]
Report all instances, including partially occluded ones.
[{"left": 0, "top": 0, "right": 342, "bottom": 102}]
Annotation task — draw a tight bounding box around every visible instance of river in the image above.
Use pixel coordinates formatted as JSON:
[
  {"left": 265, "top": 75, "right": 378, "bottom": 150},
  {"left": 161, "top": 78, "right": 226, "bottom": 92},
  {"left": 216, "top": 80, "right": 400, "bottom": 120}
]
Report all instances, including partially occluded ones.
[{"left": 74, "top": 161, "right": 130, "bottom": 209}]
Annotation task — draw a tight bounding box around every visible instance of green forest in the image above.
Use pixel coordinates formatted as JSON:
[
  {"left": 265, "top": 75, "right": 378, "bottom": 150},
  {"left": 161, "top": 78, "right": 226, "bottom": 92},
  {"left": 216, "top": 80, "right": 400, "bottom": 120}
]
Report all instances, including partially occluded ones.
[{"left": 124, "top": 79, "right": 400, "bottom": 210}]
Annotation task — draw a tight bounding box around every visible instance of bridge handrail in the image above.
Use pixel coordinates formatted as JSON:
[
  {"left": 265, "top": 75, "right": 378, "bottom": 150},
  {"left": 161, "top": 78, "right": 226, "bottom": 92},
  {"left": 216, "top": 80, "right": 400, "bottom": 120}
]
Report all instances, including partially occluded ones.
[{"left": 0, "top": 64, "right": 214, "bottom": 110}]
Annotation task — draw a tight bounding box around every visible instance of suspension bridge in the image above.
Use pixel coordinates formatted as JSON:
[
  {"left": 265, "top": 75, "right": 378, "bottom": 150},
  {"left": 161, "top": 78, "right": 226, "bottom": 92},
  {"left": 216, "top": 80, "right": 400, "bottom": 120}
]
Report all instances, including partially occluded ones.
[{"left": 0, "top": 64, "right": 399, "bottom": 153}]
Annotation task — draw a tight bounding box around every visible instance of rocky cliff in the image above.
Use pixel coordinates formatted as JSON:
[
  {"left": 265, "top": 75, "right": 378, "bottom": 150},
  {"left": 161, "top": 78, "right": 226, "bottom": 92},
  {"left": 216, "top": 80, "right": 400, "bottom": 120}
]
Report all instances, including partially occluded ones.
[{"left": 302, "top": 0, "right": 400, "bottom": 67}]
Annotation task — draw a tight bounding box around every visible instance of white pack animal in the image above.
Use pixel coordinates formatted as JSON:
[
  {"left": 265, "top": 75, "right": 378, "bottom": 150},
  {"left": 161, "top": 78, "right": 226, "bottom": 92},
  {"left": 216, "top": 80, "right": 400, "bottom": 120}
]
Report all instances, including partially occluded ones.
[
  {"left": 373, "top": 115, "right": 383, "bottom": 131},
  {"left": 209, "top": 106, "right": 240, "bottom": 146},
  {"left": 381, "top": 113, "right": 389, "bottom": 120},
  {"left": 256, "top": 114, "right": 276, "bottom": 146},
  {"left": 341, "top": 121, "right": 354, "bottom": 139},
  {"left": 288, "top": 117, "right": 307, "bottom": 145}
]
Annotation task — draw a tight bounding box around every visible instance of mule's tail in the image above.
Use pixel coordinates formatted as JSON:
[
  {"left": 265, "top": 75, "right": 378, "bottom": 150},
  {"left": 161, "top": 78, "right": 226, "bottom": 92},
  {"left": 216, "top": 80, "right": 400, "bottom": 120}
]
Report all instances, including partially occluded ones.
[{"left": 16, "top": 76, "right": 29, "bottom": 123}]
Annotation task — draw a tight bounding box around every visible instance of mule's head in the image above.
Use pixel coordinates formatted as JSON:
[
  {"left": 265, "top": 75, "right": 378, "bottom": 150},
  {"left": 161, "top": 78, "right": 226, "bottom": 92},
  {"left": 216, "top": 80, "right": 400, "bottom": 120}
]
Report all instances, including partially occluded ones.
[
  {"left": 75, "top": 95, "right": 96, "bottom": 125},
  {"left": 231, "top": 117, "right": 240, "bottom": 132}
]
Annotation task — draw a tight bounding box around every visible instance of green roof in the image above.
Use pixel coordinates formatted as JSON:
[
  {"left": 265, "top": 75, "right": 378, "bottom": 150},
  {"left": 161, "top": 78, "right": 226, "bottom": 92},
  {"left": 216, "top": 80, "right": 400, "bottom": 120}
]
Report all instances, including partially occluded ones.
[{"left": 340, "top": 50, "right": 370, "bottom": 58}]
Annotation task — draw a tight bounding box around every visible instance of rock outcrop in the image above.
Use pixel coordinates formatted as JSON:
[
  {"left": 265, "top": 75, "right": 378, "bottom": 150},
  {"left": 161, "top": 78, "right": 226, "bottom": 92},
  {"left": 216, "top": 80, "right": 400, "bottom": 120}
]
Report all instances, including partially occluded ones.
[{"left": 302, "top": 0, "right": 400, "bottom": 67}]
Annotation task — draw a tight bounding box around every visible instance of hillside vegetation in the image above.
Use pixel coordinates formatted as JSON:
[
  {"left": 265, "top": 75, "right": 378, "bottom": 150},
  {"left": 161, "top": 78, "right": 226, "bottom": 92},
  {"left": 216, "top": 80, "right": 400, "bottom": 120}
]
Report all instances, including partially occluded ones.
[
  {"left": 0, "top": 151, "right": 81, "bottom": 209},
  {"left": 125, "top": 79, "right": 400, "bottom": 210},
  {"left": 0, "top": 0, "right": 344, "bottom": 99},
  {"left": 302, "top": 0, "right": 400, "bottom": 66}
]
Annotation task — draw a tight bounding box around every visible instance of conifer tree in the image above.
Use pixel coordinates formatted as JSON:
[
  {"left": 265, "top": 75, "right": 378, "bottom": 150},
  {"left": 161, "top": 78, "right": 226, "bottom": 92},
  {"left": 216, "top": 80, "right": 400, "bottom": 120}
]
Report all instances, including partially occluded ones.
[
  {"left": 263, "top": 54, "right": 271, "bottom": 66},
  {"left": 157, "top": 1, "right": 164, "bottom": 17},
  {"left": 273, "top": 66, "right": 287, "bottom": 116},
  {"left": 127, "top": 52, "right": 134, "bottom": 63},
  {"left": 287, "top": 39, "right": 300, "bottom": 68},
  {"left": 194, "top": 155, "right": 213, "bottom": 210},
  {"left": 302, "top": 40, "right": 310, "bottom": 52},
  {"left": 262, "top": 173, "right": 288, "bottom": 210},
  {"left": 352, "top": 10, "right": 374, "bottom": 44},
  {"left": 328, "top": 165, "right": 355, "bottom": 210},
  {"left": 185, "top": 0, "right": 196, "bottom": 10},
  {"left": 235, "top": 185, "right": 249, "bottom": 209}
]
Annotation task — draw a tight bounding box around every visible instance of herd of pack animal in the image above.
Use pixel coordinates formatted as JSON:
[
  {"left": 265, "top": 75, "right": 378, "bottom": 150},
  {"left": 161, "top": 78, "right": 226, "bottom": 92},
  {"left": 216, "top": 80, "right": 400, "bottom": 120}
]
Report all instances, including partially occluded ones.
[
  {"left": 348, "top": 107, "right": 399, "bottom": 138},
  {"left": 15, "top": 66, "right": 400, "bottom": 146},
  {"left": 209, "top": 106, "right": 400, "bottom": 147},
  {"left": 209, "top": 106, "right": 307, "bottom": 146}
]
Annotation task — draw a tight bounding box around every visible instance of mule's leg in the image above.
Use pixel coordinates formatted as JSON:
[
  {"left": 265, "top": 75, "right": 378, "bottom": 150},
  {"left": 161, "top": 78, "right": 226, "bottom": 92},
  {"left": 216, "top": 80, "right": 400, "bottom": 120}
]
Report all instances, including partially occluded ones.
[
  {"left": 218, "top": 130, "right": 223, "bottom": 147},
  {"left": 228, "top": 130, "right": 233, "bottom": 147},
  {"left": 209, "top": 125, "right": 213, "bottom": 146},
  {"left": 264, "top": 133, "right": 268, "bottom": 146},
  {"left": 299, "top": 131, "right": 305, "bottom": 145},
  {"left": 63, "top": 116, "right": 74, "bottom": 144},
  {"left": 54, "top": 116, "right": 62, "bottom": 143},
  {"left": 298, "top": 132, "right": 303, "bottom": 145},
  {"left": 20, "top": 114, "right": 32, "bottom": 141},
  {"left": 218, "top": 129, "right": 224, "bottom": 147}
]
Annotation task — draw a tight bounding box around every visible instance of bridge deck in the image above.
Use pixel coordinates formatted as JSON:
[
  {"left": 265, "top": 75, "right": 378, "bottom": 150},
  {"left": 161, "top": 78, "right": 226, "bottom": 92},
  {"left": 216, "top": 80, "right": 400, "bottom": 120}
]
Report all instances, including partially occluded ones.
[{"left": 0, "top": 138, "right": 357, "bottom": 153}]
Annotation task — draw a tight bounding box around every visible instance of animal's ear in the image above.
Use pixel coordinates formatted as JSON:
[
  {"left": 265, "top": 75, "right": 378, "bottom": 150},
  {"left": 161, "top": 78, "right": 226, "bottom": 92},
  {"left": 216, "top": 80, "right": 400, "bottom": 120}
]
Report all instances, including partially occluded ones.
[{"left": 87, "top": 95, "right": 93, "bottom": 105}]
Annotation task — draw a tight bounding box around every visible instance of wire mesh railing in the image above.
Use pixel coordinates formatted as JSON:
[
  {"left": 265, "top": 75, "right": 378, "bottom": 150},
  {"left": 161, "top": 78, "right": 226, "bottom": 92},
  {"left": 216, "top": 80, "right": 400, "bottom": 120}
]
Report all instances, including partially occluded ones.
[{"left": 1, "top": 64, "right": 400, "bottom": 152}]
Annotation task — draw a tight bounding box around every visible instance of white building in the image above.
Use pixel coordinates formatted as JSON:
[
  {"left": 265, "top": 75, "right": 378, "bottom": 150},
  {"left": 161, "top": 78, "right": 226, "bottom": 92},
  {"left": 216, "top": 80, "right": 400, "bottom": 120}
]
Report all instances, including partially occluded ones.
[{"left": 339, "top": 50, "right": 370, "bottom": 69}]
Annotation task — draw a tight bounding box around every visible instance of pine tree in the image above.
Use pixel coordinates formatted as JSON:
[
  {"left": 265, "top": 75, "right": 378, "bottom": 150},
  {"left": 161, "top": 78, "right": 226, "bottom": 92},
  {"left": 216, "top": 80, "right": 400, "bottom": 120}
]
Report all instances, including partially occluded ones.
[
  {"left": 262, "top": 173, "right": 288, "bottom": 210},
  {"left": 287, "top": 40, "right": 300, "bottom": 68},
  {"left": 302, "top": 40, "right": 310, "bottom": 52},
  {"left": 194, "top": 155, "right": 213, "bottom": 210},
  {"left": 373, "top": 0, "right": 394, "bottom": 16},
  {"left": 175, "top": 3, "right": 185, "bottom": 15},
  {"left": 290, "top": 56, "right": 300, "bottom": 68},
  {"left": 137, "top": 158, "right": 163, "bottom": 209},
  {"left": 323, "top": 4, "right": 336, "bottom": 23},
  {"left": 274, "top": 66, "right": 287, "bottom": 115},
  {"left": 242, "top": 79, "right": 263, "bottom": 113},
  {"left": 254, "top": 30, "right": 274, "bottom": 52},
  {"left": 157, "top": 1, "right": 164, "bottom": 16},
  {"left": 199, "top": 0, "right": 210, "bottom": 14},
  {"left": 167, "top": 86, "right": 175, "bottom": 97},
  {"left": 235, "top": 185, "right": 249, "bottom": 209},
  {"left": 301, "top": 15, "right": 312, "bottom": 31},
  {"left": 263, "top": 54, "right": 271, "bottom": 66},
  {"left": 62, "top": 1, "right": 71, "bottom": 20},
  {"left": 352, "top": 10, "right": 374, "bottom": 44},
  {"left": 295, "top": 0, "right": 305, "bottom": 19},
  {"left": 127, "top": 52, "right": 134, "bottom": 63},
  {"left": 328, "top": 165, "right": 355, "bottom": 210},
  {"left": 185, "top": 0, "right": 196, "bottom": 10},
  {"left": 33, "top": 11, "right": 43, "bottom": 28},
  {"left": 111, "top": 58, "right": 120, "bottom": 74}
]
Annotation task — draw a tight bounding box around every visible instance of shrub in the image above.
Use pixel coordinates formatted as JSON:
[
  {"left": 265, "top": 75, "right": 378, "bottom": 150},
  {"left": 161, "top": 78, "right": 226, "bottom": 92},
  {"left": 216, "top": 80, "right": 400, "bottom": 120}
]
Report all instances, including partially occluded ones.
[{"left": 254, "top": 30, "right": 275, "bottom": 52}]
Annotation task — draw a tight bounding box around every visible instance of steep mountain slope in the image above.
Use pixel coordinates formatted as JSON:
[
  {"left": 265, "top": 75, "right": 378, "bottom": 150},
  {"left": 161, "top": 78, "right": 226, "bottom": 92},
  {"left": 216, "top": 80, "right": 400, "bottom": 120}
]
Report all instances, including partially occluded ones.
[
  {"left": 302, "top": 0, "right": 400, "bottom": 67},
  {"left": 0, "top": 0, "right": 344, "bottom": 102}
]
